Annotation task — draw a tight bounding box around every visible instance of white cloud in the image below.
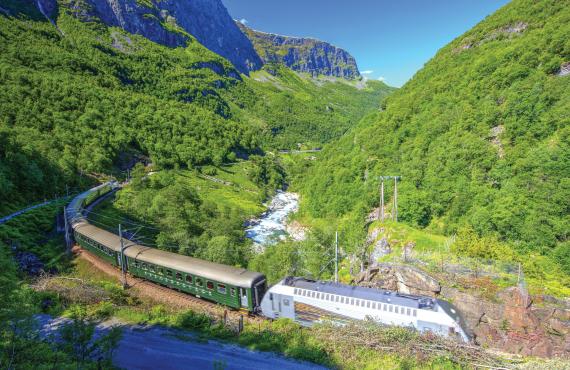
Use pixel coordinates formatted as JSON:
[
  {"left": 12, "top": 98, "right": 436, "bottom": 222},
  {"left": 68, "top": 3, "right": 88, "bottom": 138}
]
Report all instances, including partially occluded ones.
[
  {"left": 239, "top": 18, "right": 248, "bottom": 25},
  {"left": 378, "top": 76, "right": 386, "bottom": 82},
  {"left": 361, "top": 70, "right": 374, "bottom": 74}
]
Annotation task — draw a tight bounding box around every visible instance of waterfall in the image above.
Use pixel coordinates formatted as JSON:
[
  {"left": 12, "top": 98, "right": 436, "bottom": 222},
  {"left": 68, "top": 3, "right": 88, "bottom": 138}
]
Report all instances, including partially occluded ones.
[{"left": 36, "top": 0, "right": 65, "bottom": 36}]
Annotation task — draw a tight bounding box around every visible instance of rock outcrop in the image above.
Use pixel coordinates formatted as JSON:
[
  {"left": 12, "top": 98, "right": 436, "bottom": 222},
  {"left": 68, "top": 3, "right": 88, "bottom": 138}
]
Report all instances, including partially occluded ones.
[
  {"left": 443, "top": 286, "right": 570, "bottom": 358},
  {"left": 61, "top": 0, "right": 262, "bottom": 74},
  {"left": 355, "top": 264, "right": 570, "bottom": 358},
  {"left": 353, "top": 264, "right": 441, "bottom": 297},
  {"left": 238, "top": 22, "right": 360, "bottom": 79}
]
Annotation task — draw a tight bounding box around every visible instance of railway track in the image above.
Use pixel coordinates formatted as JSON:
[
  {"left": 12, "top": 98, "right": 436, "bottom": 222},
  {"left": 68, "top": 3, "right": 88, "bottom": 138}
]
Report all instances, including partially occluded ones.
[{"left": 74, "top": 246, "right": 263, "bottom": 324}]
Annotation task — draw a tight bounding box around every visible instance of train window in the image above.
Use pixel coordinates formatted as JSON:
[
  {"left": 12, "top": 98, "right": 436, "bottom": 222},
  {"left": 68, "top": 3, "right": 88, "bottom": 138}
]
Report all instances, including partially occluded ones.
[
  {"left": 283, "top": 298, "right": 290, "bottom": 306},
  {"left": 206, "top": 281, "right": 214, "bottom": 290},
  {"left": 231, "top": 288, "right": 236, "bottom": 297},
  {"left": 217, "top": 284, "right": 226, "bottom": 294},
  {"left": 413, "top": 310, "right": 417, "bottom": 317},
  {"left": 367, "top": 301, "right": 371, "bottom": 308},
  {"left": 133, "top": 261, "right": 139, "bottom": 268},
  {"left": 166, "top": 270, "right": 172, "bottom": 277},
  {"left": 150, "top": 265, "right": 156, "bottom": 272},
  {"left": 142, "top": 263, "right": 147, "bottom": 270},
  {"left": 294, "top": 288, "right": 298, "bottom": 295},
  {"left": 389, "top": 305, "right": 393, "bottom": 312},
  {"left": 351, "top": 298, "right": 355, "bottom": 305},
  {"left": 176, "top": 273, "right": 182, "bottom": 281},
  {"left": 407, "top": 308, "right": 411, "bottom": 316},
  {"left": 186, "top": 275, "right": 193, "bottom": 283},
  {"left": 383, "top": 304, "right": 387, "bottom": 311},
  {"left": 158, "top": 268, "right": 164, "bottom": 275},
  {"left": 196, "top": 278, "right": 203, "bottom": 287},
  {"left": 372, "top": 302, "right": 376, "bottom": 309},
  {"left": 336, "top": 296, "right": 340, "bottom": 302}
]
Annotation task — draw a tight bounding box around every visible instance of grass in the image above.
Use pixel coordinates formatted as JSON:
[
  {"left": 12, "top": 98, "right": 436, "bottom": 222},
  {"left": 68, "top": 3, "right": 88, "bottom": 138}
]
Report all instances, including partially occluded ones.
[{"left": 0, "top": 199, "right": 73, "bottom": 273}]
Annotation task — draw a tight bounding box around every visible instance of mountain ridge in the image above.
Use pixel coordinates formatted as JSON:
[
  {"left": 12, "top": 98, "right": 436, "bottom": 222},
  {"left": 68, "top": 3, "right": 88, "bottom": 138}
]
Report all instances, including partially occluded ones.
[{"left": 237, "top": 22, "right": 361, "bottom": 79}]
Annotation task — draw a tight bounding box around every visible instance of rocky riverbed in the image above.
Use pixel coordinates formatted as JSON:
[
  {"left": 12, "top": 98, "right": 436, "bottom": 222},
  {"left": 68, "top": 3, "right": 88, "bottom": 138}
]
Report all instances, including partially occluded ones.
[{"left": 245, "top": 191, "right": 301, "bottom": 251}]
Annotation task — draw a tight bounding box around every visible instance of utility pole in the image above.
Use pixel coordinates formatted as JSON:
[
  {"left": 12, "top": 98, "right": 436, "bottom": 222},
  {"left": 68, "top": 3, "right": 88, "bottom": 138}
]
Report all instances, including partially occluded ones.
[
  {"left": 119, "top": 224, "right": 127, "bottom": 289},
  {"left": 379, "top": 178, "right": 385, "bottom": 222},
  {"left": 393, "top": 177, "right": 398, "bottom": 222},
  {"left": 63, "top": 207, "right": 71, "bottom": 255},
  {"left": 335, "top": 231, "right": 339, "bottom": 283}
]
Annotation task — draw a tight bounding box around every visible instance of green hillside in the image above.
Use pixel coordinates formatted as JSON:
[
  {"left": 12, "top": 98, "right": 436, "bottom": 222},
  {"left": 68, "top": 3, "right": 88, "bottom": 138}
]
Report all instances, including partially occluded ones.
[
  {"left": 0, "top": 2, "right": 392, "bottom": 215},
  {"left": 297, "top": 0, "right": 569, "bottom": 270}
]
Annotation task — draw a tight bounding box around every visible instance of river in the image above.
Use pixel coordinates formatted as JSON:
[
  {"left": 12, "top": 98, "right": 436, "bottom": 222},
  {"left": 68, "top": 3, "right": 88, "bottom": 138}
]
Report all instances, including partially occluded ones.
[{"left": 245, "top": 191, "right": 299, "bottom": 250}]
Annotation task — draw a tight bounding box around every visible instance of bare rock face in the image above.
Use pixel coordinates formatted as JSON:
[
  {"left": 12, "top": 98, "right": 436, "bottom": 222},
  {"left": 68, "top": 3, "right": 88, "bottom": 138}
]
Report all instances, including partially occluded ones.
[
  {"left": 354, "top": 264, "right": 441, "bottom": 297},
  {"left": 442, "top": 286, "right": 570, "bottom": 358},
  {"left": 558, "top": 62, "right": 570, "bottom": 77},
  {"left": 238, "top": 22, "right": 360, "bottom": 80},
  {"left": 355, "top": 265, "right": 570, "bottom": 358},
  {"left": 63, "top": 0, "right": 262, "bottom": 75}
]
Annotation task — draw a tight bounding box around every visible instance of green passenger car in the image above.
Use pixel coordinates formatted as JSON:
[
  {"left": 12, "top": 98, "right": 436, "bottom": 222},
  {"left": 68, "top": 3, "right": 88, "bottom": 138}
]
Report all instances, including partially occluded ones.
[
  {"left": 124, "top": 244, "right": 266, "bottom": 311},
  {"left": 68, "top": 183, "right": 267, "bottom": 313}
]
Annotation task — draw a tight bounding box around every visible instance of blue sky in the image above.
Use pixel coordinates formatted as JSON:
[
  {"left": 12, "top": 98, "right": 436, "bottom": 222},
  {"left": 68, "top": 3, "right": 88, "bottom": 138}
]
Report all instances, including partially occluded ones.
[{"left": 222, "top": 0, "right": 510, "bottom": 87}]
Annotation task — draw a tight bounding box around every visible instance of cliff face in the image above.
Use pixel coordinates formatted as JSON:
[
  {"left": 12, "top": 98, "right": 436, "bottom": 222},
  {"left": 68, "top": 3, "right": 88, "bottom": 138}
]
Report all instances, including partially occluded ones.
[
  {"left": 61, "top": 0, "right": 262, "bottom": 74},
  {"left": 238, "top": 23, "right": 360, "bottom": 79}
]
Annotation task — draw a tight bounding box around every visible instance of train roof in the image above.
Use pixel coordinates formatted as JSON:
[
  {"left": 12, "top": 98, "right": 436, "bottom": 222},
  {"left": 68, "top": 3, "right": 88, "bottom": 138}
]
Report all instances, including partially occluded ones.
[
  {"left": 72, "top": 218, "right": 264, "bottom": 288},
  {"left": 123, "top": 244, "right": 264, "bottom": 288},
  {"left": 283, "top": 277, "right": 436, "bottom": 310}
]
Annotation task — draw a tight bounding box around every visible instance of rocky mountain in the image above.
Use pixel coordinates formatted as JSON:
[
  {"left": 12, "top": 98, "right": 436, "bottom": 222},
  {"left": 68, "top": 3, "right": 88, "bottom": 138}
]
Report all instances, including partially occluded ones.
[
  {"left": 238, "top": 22, "right": 361, "bottom": 79},
  {"left": 48, "top": 0, "right": 262, "bottom": 74}
]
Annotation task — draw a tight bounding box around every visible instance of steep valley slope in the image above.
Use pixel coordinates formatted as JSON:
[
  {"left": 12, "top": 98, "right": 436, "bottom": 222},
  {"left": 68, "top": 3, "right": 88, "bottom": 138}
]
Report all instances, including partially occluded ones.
[
  {"left": 300, "top": 0, "right": 569, "bottom": 265},
  {"left": 0, "top": 0, "right": 393, "bottom": 214}
]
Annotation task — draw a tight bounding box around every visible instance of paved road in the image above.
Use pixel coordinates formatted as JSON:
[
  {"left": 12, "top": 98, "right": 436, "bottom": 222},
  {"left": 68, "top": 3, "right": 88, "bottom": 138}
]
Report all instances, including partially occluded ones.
[{"left": 37, "top": 316, "right": 327, "bottom": 370}]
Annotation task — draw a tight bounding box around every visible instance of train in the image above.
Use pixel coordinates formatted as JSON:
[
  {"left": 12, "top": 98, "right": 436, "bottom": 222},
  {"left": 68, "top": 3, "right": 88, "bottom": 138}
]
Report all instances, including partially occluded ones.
[{"left": 66, "top": 183, "right": 470, "bottom": 341}]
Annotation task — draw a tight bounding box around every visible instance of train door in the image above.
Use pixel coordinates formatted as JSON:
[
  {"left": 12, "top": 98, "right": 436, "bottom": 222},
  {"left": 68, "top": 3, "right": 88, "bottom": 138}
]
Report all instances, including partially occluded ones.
[
  {"left": 270, "top": 293, "right": 294, "bottom": 319},
  {"left": 240, "top": 288, "right": 248, "bottom": 308}
]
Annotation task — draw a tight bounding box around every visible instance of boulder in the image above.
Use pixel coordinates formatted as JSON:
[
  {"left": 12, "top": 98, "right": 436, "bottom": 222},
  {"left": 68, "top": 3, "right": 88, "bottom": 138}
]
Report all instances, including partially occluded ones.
[{"left": 354, "top": 264, "right": 440, "bottom": 297}]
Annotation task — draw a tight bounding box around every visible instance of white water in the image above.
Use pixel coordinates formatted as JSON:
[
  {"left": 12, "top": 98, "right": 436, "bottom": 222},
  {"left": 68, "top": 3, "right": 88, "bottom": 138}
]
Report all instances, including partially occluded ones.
[
  {"left": 36, "top": 0, "right": 65, "bottom": 36},
  {"left": 245, "top": 191, "right": 299, "bottom": 250}
]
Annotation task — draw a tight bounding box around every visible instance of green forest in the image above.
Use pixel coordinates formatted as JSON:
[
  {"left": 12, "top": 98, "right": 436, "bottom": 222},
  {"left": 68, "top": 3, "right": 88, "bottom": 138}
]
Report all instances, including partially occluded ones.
[
  {"left": 1, "top": 0, "right": 570, "bottom": 367},
  {"left": 296, "top": 0, "right": 569, "bottom": 278},
  {"left": 0, "top": 0, "right": 391, "bottom": 215}
]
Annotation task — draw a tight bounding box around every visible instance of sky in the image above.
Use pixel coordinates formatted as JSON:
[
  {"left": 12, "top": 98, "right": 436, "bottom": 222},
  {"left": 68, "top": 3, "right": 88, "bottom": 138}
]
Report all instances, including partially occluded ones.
[{"left": 222, "top": 0, "right": 510, "bottom": 87}]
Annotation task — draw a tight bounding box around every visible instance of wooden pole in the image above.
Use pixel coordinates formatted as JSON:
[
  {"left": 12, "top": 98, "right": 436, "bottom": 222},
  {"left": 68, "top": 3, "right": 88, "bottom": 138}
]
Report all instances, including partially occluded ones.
[
  {"left": 380, "top": 178, "right": 385, "bottom": 222},
  {"left": 63, "top": 207, "right": 71, "bottom": 255},
  {"left": 394, "top": 177, "right": 398, "bottom": 222},
  {"left": 119, "top": 224, "right": 127, "bottom": 289}
]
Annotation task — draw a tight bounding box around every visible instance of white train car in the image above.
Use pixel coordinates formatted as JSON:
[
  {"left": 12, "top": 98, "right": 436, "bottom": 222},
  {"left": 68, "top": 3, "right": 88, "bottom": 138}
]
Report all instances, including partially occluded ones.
[{"left": 260, "top": 277, "right": 469, "bottom": 342}]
